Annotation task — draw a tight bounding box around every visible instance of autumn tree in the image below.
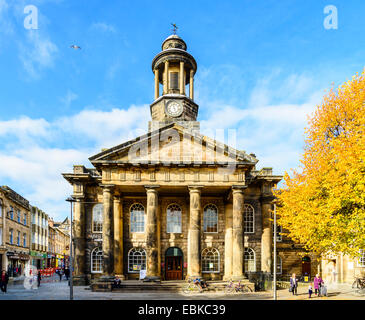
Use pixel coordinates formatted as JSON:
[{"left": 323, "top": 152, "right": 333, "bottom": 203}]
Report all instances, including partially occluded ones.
[{"left": 274, "top": 69, "right": 365, "bottom": 259}]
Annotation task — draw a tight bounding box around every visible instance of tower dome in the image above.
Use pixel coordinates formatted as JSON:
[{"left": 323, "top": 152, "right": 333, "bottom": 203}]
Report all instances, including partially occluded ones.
[{"left": 161, "top": 34, "right": 187, "bottom": 51}]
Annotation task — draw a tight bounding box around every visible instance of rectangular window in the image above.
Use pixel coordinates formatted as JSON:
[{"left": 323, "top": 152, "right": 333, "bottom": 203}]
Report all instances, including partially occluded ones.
[
  {"left": 23, "top": 234, "right": 26, "bottom": 247},
  {"left": 9, "top": 229, "right": 13, "bottom": 244},
  {"left": 17, "top": 231, "right": 20, "bottom": 246},
  {"left": 170, "top": 72, "right": 179, "bottom": 90},
  {"left": 0, "top": 228, "right": 2, "bottom": 245},
  {"left": 10, "top": 206, "right": 14, "bottom": 220},
  {"left": 17, "top": 210, "right": 21, "bottom": 223},
  {"left": 23, "top": 213, "right": 27, "bottom": 225}
]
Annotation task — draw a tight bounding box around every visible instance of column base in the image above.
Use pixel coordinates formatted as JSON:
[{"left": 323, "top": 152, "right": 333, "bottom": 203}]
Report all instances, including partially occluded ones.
[
  {"left": 143, "top": 276, "right": 161, "bottom": 283},
  {"left": 72, "top": 275, "right": 87, "bottom": 286},
  {"left": 186, "top": 274, "right": 202, "bottom": 280},
  {"left": 231, "top": 275, "right": 246, "bottom": 281}
]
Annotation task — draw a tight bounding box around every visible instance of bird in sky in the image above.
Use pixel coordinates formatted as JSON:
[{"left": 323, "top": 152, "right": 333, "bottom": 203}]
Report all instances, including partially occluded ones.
[{"left": 70, "top": 45, "right": 81, "bottom": 50}]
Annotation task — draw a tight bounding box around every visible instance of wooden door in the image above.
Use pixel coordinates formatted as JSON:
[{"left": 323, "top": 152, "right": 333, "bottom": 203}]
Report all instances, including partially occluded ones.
[{"left": 165, "top": 256, "right": 183, "bottom": 280}]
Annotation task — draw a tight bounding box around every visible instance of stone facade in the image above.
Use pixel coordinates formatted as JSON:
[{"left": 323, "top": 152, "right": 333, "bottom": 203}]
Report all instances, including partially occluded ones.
[
  {"left": 63, "top": 34, "right": 319, "bottom": 285},
  {"left": 30, "top": 206, "right": 48, "bottom": 269},
  {"left": 0, "top": 186, "right": 31, "bottom": 276}
]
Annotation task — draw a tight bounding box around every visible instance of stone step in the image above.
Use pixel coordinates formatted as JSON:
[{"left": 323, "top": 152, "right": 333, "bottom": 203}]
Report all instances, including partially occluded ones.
[{"left": 91, "top": 280, "right": 254, "bottom": 293}]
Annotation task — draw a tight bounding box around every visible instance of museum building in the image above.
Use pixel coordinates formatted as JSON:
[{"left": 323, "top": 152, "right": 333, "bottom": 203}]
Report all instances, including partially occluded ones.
[{"left": 63, "top": 33, "right": 318, "bottom": 285}]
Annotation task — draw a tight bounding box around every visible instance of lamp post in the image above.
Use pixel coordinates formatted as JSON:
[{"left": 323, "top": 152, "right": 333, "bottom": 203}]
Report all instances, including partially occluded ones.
[
  {"left": 66, "top": 197, "right": 75, "bottom": 300},
  {"left": 273, "top": 201, "right": 277, "bottom": 300}
]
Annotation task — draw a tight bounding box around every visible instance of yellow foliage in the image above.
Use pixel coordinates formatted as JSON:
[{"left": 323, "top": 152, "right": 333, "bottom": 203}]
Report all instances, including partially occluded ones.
[{"left": 274, "top": 69, "right": 365, "bottom": 259}]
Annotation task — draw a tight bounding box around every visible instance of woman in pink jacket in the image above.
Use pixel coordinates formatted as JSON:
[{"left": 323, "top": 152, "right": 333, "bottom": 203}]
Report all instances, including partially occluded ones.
[{"left": 313, "top": 274, "right": 323, "bottom": 296}]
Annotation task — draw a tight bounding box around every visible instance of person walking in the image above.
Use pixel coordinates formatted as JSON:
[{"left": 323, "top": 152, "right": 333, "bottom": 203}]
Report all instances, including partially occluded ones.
[
  {"left": 0, "top": 270, "right": 9, "bottom": 294},
  {"left": 64, "top": 268, "right": 70, "bottom": 281},
  {"left": 290, "top": 273, "right": 299, "bottom": 296},
  {"left": 37, "top": 271, "right": 42, "bottom": 287},
  {"left": 58, "top": 268, "right": 63, "bottom": 282},
  {"left": 314, "top": 274, "right": 323, "bottom": 297}
]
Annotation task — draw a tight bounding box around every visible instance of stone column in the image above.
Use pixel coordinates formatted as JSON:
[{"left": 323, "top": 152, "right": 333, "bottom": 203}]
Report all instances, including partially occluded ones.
[
  {"left": 102, "top": 185, "right": 114, "bottom": 278},
  {"left": 145, "top": 186, "right": 159, "bottom": 280},
  {"left": 179, "top": 61, "right": 185, "bottom": 95},
  {"left": 164, "top": 61, "right": 169, "bottom": 94},
  {"left": 154, "top": 69, "right": 159, "bottom": 100},
  {"left": 261, "top": 199, "right": 273, "bottom": 273},
  {"left": 187, "top": 186, "right": 202, "bottom": 278},
  {"left": 189, "top": 69, "right": 194, "bottom": 100},
  {"left": 223, "top": 203, "right": 233, "bottom": 280},
  {"left": 73, "top": 197, "right": 85, "bottom": 281},
  {"left": 232, "top": 186, "right": 245, "bottom": 279},
  {"left": 113, "top": 195, "right": 124, "bottom": 278}
]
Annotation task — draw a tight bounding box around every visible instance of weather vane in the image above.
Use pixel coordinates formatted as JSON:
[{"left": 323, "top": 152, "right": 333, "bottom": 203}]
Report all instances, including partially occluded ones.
[{"left": 171, "top": 23, "right": 178, "bottom": 34}]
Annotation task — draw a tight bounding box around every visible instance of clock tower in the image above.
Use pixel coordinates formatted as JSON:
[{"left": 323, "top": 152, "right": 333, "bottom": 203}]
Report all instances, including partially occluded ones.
[{"left": 149, "top": 33, "right": 199, "bottom": 132}]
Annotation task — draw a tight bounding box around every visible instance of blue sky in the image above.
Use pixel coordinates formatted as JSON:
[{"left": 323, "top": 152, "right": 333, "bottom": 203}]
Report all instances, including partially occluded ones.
[{"left": 0, "top": 0, "right": 364, "bottom": 220}]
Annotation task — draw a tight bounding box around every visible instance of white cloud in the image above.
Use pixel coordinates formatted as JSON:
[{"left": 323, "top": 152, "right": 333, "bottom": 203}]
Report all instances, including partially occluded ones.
[
  {"left": 60, "top": 90, "right": 78, "bottom": 109},
  {"left": 18, "top": 30, "right": 58, "bottom": 78},
  {"left": 90, "top": 22, "right": 117, "bottom": 33}
]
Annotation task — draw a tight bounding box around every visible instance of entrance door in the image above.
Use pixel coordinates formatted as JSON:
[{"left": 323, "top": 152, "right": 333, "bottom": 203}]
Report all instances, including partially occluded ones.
[
  {"left": 165, "top": 247, "right": 183, "bottom": 280},
  {"left": 302, "top": 256, "right": 311, "bottom": 277}
]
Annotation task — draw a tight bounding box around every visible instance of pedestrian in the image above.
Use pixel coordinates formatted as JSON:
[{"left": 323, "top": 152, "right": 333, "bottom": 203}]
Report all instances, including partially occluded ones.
[
  {"left": 0, "top": 270, "right": 9, "bottom": 294},
  {"left": 308, "top": 283, "right": 313, "bottom": 298},
  {"left": 290, "top": 273, "right": 299, "bottom": 295},
  {"left": 58, "top": 268, "right": 63, "bottom": 281},
  {"left": 64, "top": 268, "right": 70, "bottom": 281},
  {"left": 37, "top": 271, "right": 42, "bottom": 287},
  {"left": 314, "top": 274, "right": 323, "bottom": 296},
  {"left": 112, "top": 276, "right": 122, "bottom": 289}
]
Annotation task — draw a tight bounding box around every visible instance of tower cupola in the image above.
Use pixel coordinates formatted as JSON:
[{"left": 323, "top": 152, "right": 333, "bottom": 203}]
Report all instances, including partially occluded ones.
[{"left": 149, "top": 31, "right": 199, "bottom": 132}]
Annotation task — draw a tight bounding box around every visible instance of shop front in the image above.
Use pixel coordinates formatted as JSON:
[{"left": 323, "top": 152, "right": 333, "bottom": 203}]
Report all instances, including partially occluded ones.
[
  {"left": 30, "top": 251, "right": 47, "bottom": 269},
  {"left": 7, "top": 252, "right": 30, "bottom": 277}
]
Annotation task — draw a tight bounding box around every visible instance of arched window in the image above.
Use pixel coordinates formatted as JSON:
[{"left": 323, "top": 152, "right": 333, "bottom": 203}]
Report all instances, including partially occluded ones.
[
  {"left": 167, "top": 204, "right": 182, "bottom": 233},
  {"left": 244, "top": 248, "right": 256, "bottom": 272},
  {"left": 276, "top": 256, "right": 282, "bottom": 274},
  {"left": 203, "top": 204, "right": 218, "bottom": 233},
  {"left": 244, "top": 204, "right": 255, "bottom": 233},
  {"left": 92, "top": 204, "right": 103, "bottom": 233},
  {"left": 201, "top": 248, "right": 220, "bottom": 273},
  {"left": 91, "top": 248, "right": 103, "bottom": 273},
  {"left": 128, "top": 248, "right": 146, "bottom": 273},
  {"left": 130, "top": 203, "right": 145, "bottom": 233}
]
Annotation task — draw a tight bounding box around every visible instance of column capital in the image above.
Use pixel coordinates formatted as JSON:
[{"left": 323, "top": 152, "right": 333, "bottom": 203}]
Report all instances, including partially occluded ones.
[
  {"left": 260, "top": 195, "right": 275, "bottom": 204},
  {"left": 100, "top": 184, "right": 115, "bottom": 192},
  {"left": 188, "top": 185, "right": 204, "bottom": 193},
  {"left": 144, "top": 185, "right": 160, "bottom": 192}
]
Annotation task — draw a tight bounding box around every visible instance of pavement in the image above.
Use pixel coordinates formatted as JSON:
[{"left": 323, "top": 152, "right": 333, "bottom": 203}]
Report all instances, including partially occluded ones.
[{"left": 0, "top": 276, "right": 364, "bottom": 300}]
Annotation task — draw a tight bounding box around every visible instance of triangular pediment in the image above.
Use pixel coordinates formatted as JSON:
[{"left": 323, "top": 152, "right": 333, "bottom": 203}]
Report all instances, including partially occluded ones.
[{"left": 89, "top": 123, "right": 258, "bottom": 167}]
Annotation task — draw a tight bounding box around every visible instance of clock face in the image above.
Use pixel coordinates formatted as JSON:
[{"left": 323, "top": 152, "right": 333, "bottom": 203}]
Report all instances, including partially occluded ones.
[{"left": 166, "top": 101, "right": 183, "bottom": 117}]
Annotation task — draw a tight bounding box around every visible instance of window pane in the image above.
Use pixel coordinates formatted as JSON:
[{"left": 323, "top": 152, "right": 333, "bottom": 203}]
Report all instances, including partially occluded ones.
[
  {"left": 167, "top": 204, "right": 182, "bottom": 233},
  {"left": 203, "top": 204, "right": 218, "bottom": 233},
  {"left": 244, "top": 248, "right": 256, "bottom": 272},
  {"left": 202, "top": 248, "right": 220, "bottom": 273},
  {"left": 244, "top": 204, "right": 254, "bottom": 233},
  {"left": 128, "top": 248, "right": 146, "bottom": 273},
  {"left": 93, "top": 204, "right": 103, "bottom": 232},
  {"left": 130, "top": 204, "right": 145, "bottom": 233}
]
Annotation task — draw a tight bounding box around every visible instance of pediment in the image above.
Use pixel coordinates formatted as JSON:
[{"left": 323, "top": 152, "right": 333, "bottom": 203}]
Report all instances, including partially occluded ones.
[{"left": 89, "top": 123, "right": 258, "bottom": 167}]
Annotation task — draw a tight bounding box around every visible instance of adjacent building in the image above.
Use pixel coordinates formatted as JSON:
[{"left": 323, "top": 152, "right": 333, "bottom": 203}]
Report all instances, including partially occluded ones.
[
  {"left": 48, "top": 218, "right": 70, "bottom": 268},
  {"left": 30, "top": 206, "right": 49, "bottom": 269},
  {"left": 0, "top": 186, "right": 31, "bottom": 277}
]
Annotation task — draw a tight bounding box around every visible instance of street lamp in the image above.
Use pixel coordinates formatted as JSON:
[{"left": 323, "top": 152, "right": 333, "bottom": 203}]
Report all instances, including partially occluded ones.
[
  {"left": 273, "top": 201, "right": 277, "bottom": 300},
  {"left": 66, "top": 196, "right": 76, "bottom": 300}
]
